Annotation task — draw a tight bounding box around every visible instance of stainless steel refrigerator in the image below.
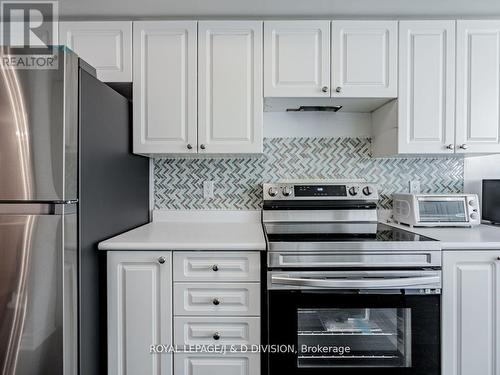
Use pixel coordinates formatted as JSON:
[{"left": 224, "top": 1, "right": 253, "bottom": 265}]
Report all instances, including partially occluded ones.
[{"left": 0, "top": 47, "right": 149, "bottom": 374}]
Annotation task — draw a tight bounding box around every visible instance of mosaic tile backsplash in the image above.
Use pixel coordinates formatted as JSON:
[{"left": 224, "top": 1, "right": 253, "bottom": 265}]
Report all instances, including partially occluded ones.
[{"left": 154, "top": 138, "right": 464, "bottom": 210}]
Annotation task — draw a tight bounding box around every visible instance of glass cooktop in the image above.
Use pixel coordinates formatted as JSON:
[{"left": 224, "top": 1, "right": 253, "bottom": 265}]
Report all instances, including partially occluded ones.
[{"left": 265, "top": 223, "right": 436, "bottom": 243}]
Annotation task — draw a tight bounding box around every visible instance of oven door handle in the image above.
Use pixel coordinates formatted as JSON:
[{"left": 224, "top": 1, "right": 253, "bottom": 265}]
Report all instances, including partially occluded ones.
[{"left": 271, "top": 275, "right": 441, "bottom": 289}]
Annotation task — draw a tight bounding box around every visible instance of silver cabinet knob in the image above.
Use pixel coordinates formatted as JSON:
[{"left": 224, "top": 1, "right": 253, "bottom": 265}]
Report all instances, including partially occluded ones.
[
  {"left": 321, "top": 86, "right": 329, "bottom": 93},
  {"left": 200, "top": 144, "right": 206, "bottom": 150},
  {"left": 158, "top": 256, "right": 166, "bottom": 264},
  {"left": 212, "top": 264, "right": 219, "bottom": 272},
  {"left": 187, "top": 144, "right": 193, "bottom": 150},
  {"left": 212, "top": 298, "right": 220, "bottom": 306},
  {"left": 497, "top": 256, "right": 500, "bottom": 261},
  {"left": 446, "top": 144, "right": 455, "bottom": 150},
  {"left": 335, "top": 87, "right": 342, "bottom": 93},
  {"left": 213, "top": 332, "right": 221, "bottom": 340},
  {"left": 459, "top": 144, "right": 469, "bottom": 150}
]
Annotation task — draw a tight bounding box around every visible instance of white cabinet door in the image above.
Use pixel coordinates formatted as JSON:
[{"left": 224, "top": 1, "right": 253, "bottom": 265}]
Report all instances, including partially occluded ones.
[
  {"left": 174, "top": 283, "right": 261, "bottom": 316},
  {"left": 107, "top": 252, "right": 172, "bottom": 375},
  {"left": 198, "top": 21, "right": 263, "bottom": 154},
  {"left": 59, "top": 21, "right": 132, "bottom": 82},
  {"left": 133, "top": 21, "right": 198, "bottom": 155},
  {"left": 264, "top": 21, "right": 331, "bottom": 97},
  {"left": 456, "top": 20, "right": 500, "bottom": 154},
  {"left": 398, "top": 21, "right": 456, "bottom": 154},
  {"left": 174, "top": 353, "right": 260, "bottom": 375},
  {"left": 331, "top": 20, "right": 398, "bottom": 98},
  {"left": 442, "top": 251, "right": 500, "bottom": 375},
  {"left": 173, "top": 251, "right": 261, "bottom": 282}
]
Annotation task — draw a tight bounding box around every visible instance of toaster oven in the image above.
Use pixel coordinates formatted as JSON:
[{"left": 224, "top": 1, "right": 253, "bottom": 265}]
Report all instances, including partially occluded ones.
[{"left": 392, "top": 193, "right": 480, "bottom": 227}]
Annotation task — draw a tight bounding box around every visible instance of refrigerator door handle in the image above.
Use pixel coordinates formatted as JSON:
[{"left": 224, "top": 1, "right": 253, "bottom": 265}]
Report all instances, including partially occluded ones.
[{"left": 0, "top": 202, "right": 77, "bottom": 215}]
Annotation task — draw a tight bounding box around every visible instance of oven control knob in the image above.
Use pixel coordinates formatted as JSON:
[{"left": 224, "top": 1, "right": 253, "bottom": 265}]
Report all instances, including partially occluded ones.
[
  {"left": 469, "top": 199, "right": 476, "bottom": 206},
  {"left": 349, "top": 186, "right": 359, "bottom": 196},
  {"left": 268, "top": 187, "right": 278, "bottom": 197},
  {"left": 470, "top": 212, "right": 479, "bottom": 220},
  {"left": 363, "top": 186, "right": 373, "bottom": 196},
  {"left": 282, "top": 187, "right": 292, "bottom": 197}
]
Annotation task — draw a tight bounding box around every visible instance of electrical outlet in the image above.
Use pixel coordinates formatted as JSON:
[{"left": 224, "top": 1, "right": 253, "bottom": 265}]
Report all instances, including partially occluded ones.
[
  {"left": 203, "top": 181, "right": 214, "bottom": 199},
  {"left": 409, "top": 180, "right": 421, "bottom": 194}
]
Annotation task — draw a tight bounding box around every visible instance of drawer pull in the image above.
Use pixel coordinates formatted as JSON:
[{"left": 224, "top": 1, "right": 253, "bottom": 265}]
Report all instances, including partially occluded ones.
[
  {"left": 213, "top": 332, "right": 221, "bottom": 340},
  {"left": 212, "top": 264, "right": 219, "bottom": 272},
  {"left": 212, "top": 298, "right": 220, "bottom": 306}
]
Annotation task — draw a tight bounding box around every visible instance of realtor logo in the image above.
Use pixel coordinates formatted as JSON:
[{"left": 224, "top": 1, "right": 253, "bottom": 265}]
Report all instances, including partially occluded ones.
[{"left": 0, "top": 1, "right": 59, "bottom": 68}]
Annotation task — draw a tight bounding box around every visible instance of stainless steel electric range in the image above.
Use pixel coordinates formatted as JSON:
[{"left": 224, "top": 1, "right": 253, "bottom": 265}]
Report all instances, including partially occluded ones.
[{"left": 263, "top": 181, "right": 441, "bottom": 375}]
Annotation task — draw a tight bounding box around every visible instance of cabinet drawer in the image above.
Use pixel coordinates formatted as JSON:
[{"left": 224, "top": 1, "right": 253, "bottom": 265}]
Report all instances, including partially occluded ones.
[
  {"left": 174, "top": 317, "right": 260, "bottom": 347},
  {"left": 173, "top": 252, "right": 260, "bottom": 282},
  {"left": 174, "top": 283, "right": 260, "bottom": 316},
  {"left": 174, "top": 353, "right": 260, "bottom": 375}
]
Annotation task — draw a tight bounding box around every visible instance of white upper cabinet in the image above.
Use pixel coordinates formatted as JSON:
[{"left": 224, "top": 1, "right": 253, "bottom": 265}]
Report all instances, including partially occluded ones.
[
  {"left": 331, "top": 20, "right": 398, "bottom": 97},
  {"left": 59, "top": 21, "right": 132, "bottom": 82},
  {"left": 264, "top": 21, "right": 331, "bottom": 97},
  {"left": 456, "top": 20, "right": 500, "bottom": 154},
  {"left": 442, "top": 251, "right": 500, "bottom": 375},
  {"left": 398, "top": 20, "right": 456, "bottom": 154},
  {"left": 198, "top": 21, "right": 263, "bottom": 154},
  {"left": 133, "top": 21, "right": 198, "bottom": 154}
]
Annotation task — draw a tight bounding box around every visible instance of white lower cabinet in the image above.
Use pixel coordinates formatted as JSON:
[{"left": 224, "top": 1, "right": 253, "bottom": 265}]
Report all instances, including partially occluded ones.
[
  {"left": 107, "top": 251, "right": 173, "bottom": 375},
  {"left": 174, "top": 353, "right": 260, "bottom": 375},
  {"left": 442, "top": 251, "right": 500, "bottom": 375}
]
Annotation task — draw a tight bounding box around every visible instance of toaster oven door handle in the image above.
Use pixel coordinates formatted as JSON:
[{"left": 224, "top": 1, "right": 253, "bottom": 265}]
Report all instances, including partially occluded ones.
[{"left": 271, "top": 275, "right": 441, "bottom": 289}]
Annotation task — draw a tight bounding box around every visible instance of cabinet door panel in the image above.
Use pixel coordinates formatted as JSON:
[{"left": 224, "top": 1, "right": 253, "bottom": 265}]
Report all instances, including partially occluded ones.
[
  {"left": 442, "top": 251, "right": 500, "bottom": 375},
  {"left": 331, "top": 21, "right": 398, "bottom": 97},
  {"left": 198, "top": 21, "right": 263, "bottom": 154},
  {"left": 398, "top": 21, "right": 456, "bottom": 154},
  {"left": 456, "top": 20, "right": 500, "bottom": 153},
  {"left": 264, "top": 21, "right": 331, "bottom": 97},
  {"left": 174, "top": 283, "right": 260, "bottom": 316},
  {"left": 173, "top": 251, "right": 260, "bottom": 282},
  {"left": 59, "top": 21, "right": 132, "bottom": 82},
  {"left": 107, "top": 252, "right": 172, "bottom": 375},
  {"left": 133, "top": 21, "right": 197, "bottom": 154},
  {"left": 174, "top": 353, "right": 260, "bottom": 375}
]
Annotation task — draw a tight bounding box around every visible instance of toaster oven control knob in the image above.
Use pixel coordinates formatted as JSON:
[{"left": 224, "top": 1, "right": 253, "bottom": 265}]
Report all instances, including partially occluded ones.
[
  {"left": 469, "top": 199, "right": 476, "bottom": 206},
  {"left": 470, "top": 212, "right": 479, "bottom": 220},
  {"left": 349, "top": 186, "right": 359, "bottom": 196},
  {"left": 282, "top": 187, "right": 292, "bottom": 197},
  {"left": 268, "top": 187, "right": 278, "bottom": 197},
  {"left": 363, "top": 186, "right": 373, "bottom": 196}
]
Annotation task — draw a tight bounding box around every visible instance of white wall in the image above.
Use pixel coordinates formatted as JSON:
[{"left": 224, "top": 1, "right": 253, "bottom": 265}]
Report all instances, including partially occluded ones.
[
  {"left": 264, "top": 112, "right": 371, "bottom": 138},
  {"left": 464, "top": 155, "right": 500, "bottom": 202}
]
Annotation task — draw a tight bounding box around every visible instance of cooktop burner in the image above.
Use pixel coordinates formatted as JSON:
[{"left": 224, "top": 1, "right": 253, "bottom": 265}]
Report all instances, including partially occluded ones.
[{"left": 265, "top": 223, "right": 436, "bottom": 243}]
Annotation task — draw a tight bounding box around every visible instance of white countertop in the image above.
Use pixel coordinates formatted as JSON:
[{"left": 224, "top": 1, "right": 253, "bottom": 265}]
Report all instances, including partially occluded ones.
[
  {"left": 98, "top": 210, "right": 266, "bottom": 251},
  {"left": 385, "top": 221, "right": 500, "bottom": 250}
]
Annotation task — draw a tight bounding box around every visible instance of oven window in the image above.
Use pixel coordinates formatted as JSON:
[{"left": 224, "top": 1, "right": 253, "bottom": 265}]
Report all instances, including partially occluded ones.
[
  {"left": 418, "top": 200, "right": 467, "bottom": 222},
  {"left": 297, "top": 308, "right": 412, "bottom": 368}
]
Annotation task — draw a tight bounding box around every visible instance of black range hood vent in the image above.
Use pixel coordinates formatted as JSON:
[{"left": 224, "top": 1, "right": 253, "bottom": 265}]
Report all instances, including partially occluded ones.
[{"left": 286, "top": 105, "right": 343, "bottom": 112}]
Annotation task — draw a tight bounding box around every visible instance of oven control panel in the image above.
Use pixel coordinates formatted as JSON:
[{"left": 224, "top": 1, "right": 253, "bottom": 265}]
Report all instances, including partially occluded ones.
[{"left": 263, "top": 182, "right": 379, "bottom": 201}]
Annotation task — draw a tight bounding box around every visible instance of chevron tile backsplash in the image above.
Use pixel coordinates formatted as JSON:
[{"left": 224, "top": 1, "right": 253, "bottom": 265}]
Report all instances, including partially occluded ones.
[{"left": 154, "top": 138, "right": 464, "bottom": 210}]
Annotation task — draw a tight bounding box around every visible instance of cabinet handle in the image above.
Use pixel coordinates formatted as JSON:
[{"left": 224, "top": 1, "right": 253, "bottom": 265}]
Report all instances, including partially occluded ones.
[
  {"left": 200, "top": 144, "right": 206, "bottom": 150},
  {"left": 445, "top": 144, "right": 454, "bottom": 150},
  {"left": 335, "top": 87, "right": 342, "bottom": 93},
  {"left": 213, "top": 332, "right": 221, "bottom": 340},
  {"left": 497, "top": 256, "right": 500, "bottom": 261},
  {"left": 321, "top": 86, "right": 329, "bottom": 93},
  {"left": 212, "top": 264, "right": 219, "bottom": 272},
  {"left": 158, "top": 256, "right": 166, "bottom": 264},
  {"left": 187, "top": 144, "right": 193, "bottom": 150},
  {"left": 459, "top": 144, "right": 469, "bottom": 150},
  {"left": 212, "top": 298, "right": 220, "bottom": 306}
]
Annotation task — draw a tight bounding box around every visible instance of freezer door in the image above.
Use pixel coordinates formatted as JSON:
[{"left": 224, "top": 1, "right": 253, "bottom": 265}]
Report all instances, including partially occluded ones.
[
  {"left": 0, "top": 204, "right": 77, "bottom": 375},
  {"left": 0, "top": 47, "right": 78, "bottom": 201}
]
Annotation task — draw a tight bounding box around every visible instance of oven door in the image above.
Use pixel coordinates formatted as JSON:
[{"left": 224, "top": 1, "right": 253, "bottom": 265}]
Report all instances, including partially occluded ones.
[{"left": 267, "top": 272, "right": 440, "bottom": 375}]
